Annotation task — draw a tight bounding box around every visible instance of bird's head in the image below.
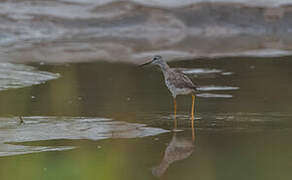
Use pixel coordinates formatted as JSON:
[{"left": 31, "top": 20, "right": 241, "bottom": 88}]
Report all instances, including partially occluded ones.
[{"left": 139, "top": 55, "right": 164, "bottom": 67}]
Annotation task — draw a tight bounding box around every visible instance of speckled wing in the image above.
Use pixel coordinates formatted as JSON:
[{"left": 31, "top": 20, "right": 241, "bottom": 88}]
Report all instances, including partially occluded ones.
[{"left": 170, "top": 70, "right": 198, "bottom": 92}]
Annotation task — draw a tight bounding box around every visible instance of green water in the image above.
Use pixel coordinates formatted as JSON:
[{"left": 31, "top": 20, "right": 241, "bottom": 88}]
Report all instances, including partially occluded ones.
[{"left": 0, "top": 57, "right": 292, "bottom": 180}]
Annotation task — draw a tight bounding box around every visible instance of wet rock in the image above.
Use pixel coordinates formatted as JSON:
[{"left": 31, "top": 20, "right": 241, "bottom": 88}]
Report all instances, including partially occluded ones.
[{"left": 1, "top": 1, "right": 292, "bottom": 63}]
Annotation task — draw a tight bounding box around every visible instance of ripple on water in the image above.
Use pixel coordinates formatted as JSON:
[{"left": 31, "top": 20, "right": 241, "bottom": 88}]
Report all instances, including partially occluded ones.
[
  {"left": 0, "top": 116, "right": 169, "bottom": 157},
  {"left": 151, "top": 112, "right": 292, "bottom": 132}
]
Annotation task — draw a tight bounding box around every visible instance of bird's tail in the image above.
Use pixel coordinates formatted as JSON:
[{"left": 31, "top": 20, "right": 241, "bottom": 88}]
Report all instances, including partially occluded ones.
[{"left": 192, "top": 85, "right": 200, "bottom": 93}]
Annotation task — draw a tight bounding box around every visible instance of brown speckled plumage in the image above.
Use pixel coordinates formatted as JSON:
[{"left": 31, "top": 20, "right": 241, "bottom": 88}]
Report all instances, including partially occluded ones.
[
  {"left": 142, "top": 55, "right": 197, "bottom": 98},
  {"left": 164, "top": 69, "right": 197, "bottom": 97}
]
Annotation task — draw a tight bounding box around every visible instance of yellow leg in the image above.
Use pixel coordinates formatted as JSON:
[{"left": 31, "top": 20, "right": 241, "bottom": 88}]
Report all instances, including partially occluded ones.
[
  {"left": 191, "top": 95, "right": 196, "bottom": 119},
  {"left": 191, "top": 116, "right": 195, "bottom": 142},
  {"left": 191, "top": 95, "right": 196, "bottom": 142},
  {"left": 173, "top": 98, "right": 177, "bottom": 129}
]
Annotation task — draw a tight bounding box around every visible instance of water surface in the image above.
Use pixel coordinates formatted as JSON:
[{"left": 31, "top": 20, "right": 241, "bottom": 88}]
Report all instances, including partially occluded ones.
[{"left": 0, "top": 57, "right": 292, "bottom": 179}]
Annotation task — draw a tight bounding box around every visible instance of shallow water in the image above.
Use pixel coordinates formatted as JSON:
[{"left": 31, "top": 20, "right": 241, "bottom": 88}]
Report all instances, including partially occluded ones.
[{"left": 0, "top": 57, "right": 292, "bottom": 179}]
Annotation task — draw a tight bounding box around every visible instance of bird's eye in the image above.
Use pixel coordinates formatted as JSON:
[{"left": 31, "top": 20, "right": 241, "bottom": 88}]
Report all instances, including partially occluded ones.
[{"left": 153, "top": 57, "right": 157, "bottom": 60}]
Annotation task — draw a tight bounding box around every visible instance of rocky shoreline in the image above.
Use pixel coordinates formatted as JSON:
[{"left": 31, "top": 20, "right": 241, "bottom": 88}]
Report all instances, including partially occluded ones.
[{"left": 1, "top": 1, "right": 292, "bottom": 63}]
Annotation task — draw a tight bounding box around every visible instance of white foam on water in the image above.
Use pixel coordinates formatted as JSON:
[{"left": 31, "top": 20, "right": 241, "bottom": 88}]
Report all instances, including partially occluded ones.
[
  {"left": 182, "top": 68, "right": 223, "bottom": 74},
  {"left": 198, "top": 86, "right": 240, "bottom": 91},
  {"left": 221, "top": 72, "right": 233, "bottom": 76},
  {"left": 0, "top": 63, "right": 59, "bottom": 91},
  {"left": 197, "top": 93, "right": 233, "bottom": 98},
  {"left": 0, "top": 116, "right": 169, "bottom": 157}
]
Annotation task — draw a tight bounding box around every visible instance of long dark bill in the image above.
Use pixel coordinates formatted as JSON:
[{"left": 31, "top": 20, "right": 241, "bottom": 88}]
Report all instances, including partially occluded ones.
[{"left": 139, "top": 60, "right": 153, "bottom": 67}]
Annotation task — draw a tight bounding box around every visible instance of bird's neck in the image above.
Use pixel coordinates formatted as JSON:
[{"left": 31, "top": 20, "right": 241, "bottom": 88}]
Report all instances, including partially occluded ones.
[{"left": 158, "top": 62, "right": 170, "bottom": 73}]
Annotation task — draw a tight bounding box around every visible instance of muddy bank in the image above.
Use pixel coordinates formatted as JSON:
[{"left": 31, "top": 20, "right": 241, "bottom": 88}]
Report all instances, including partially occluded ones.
[{"left": 1, "top": 1, "right": 292, "bottom": 63}]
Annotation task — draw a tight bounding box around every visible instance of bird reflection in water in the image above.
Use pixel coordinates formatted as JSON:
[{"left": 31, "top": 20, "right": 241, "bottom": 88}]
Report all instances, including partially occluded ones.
[{"left": 152, "top": 115, "right": 196, "bottom": 177}]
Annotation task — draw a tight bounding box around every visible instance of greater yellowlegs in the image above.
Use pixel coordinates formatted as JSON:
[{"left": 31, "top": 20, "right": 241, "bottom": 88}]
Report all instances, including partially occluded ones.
[{"left": 140, "top": 55, "right": 198, "bottom": 119}]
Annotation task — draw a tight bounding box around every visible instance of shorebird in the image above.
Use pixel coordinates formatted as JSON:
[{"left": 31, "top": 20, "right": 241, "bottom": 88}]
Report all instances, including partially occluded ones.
[{"left": 140, "top": 55, "right": 198, "bottom": 119}]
